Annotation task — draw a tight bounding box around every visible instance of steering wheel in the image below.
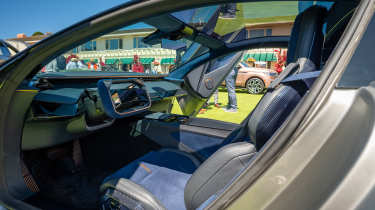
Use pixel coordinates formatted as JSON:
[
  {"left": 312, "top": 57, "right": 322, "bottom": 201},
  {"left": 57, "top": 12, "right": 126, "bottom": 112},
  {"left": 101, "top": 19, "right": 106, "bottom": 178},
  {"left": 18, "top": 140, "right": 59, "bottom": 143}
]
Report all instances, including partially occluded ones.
[{"left": 97, "top": 79, "right": 151, "bottom": 119}]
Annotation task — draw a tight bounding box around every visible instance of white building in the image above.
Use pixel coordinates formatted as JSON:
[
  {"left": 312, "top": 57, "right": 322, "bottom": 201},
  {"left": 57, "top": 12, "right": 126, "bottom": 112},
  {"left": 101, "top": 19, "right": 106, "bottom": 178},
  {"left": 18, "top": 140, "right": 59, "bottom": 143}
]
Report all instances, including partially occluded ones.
[
  {"left": 67, "top": 28, "right": 177, "bottom": 73},
  {"left": 66, "top": 27, "right": 286, "bottom": 72}
]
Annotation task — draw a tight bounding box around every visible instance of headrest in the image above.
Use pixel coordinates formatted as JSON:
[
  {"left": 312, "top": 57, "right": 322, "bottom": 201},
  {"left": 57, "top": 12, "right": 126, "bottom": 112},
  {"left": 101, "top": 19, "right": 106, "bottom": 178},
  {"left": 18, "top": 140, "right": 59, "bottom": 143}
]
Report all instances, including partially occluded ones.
[
  {"left": 322, "top": 1, "right": 357, "bottom": 62},
  {"left": 287, "top": 6, "right": 327, "bottom": 67}
]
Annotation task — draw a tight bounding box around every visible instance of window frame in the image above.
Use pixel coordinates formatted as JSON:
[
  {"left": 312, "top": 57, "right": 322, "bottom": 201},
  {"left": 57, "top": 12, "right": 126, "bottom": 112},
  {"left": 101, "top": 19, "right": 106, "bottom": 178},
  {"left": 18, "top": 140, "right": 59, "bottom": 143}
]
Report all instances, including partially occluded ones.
[
  {"left": 105, "top": 39, "right": 123, "bottom": 50},
  {"left": 81, "top": 40, "right": 97, "bottom": 51}
]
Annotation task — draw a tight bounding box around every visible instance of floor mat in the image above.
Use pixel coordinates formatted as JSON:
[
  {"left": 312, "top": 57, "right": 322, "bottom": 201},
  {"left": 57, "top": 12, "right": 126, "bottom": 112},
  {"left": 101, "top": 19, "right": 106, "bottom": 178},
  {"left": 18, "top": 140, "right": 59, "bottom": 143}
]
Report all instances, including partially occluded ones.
[{"left": 30, "top": 168, "right": 110, "bottom": 209}]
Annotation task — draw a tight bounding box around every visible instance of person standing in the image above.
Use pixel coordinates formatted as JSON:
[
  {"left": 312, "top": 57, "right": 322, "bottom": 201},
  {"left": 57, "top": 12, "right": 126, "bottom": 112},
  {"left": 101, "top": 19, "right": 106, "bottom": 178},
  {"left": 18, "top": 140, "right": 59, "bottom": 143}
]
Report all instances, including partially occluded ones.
[
  {"left": 44, "top": 59, "right": 57, "bottom": 73},
  {"left": 153, "top": 61, "right": 161, "bottom": 74},
  {"left": 212, "top": 89, "right": 219, "bottom": 107},
  {"left": 99, "top": 57, "right": 106, "bottom": 71},
  {"left": 87, "top": 59, "right": 98, "bottom": 71},
  {"left": 223, "top": 67, "right": 239, "bottom": 112},
  {"left": 275, "top": 49, "right": 287, "bottom": 74},
  {"left": 132, "top": 55, "right": 144, "bottom": 73},
  {"left": 199, "top": 89, "right": 220, "bottom": 114},
  {"left": 66, "top": 57, "right": 80, "bottom": 70}
]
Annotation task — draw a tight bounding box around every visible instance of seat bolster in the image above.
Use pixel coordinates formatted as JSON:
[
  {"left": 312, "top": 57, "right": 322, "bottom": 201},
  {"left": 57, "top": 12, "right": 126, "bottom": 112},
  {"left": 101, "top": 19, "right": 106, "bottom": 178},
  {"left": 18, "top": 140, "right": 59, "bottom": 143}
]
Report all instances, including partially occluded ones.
[
  {"left": 184, "top": 142, "right": 256, "bottom": 210},
  {"left": 100, "top": 178, "right": 166, "bottom": 210}
]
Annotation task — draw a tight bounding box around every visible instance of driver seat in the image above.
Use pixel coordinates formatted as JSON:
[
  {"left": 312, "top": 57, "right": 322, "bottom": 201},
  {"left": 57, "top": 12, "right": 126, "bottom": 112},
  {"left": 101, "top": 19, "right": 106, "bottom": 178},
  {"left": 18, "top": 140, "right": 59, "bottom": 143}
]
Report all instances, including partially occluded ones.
[{"left": 100, "top": 6, "right": 327, "bottom": 210}]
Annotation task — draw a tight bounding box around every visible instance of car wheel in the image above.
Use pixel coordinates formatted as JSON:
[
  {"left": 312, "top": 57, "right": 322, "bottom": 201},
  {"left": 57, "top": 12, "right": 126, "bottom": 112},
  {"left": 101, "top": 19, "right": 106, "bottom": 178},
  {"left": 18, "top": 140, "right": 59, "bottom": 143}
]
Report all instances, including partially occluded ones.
[{"left": 246, "top": 77, "right": 265, "bottom": 94}]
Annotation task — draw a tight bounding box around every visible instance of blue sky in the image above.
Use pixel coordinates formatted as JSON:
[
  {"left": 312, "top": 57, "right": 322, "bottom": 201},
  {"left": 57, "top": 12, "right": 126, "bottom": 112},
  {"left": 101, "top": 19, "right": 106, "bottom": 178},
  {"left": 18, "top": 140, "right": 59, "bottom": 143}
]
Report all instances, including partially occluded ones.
[{"left": 0, "top": 0, "right": 131, "bottom": 39}]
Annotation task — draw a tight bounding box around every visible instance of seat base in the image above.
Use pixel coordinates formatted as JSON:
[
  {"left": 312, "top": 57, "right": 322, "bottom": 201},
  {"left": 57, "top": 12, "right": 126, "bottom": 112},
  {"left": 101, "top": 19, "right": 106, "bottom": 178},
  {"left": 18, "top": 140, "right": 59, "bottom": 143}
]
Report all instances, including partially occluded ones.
[{"left": 103, "top": 149, "right": 200, "bottom": 210}]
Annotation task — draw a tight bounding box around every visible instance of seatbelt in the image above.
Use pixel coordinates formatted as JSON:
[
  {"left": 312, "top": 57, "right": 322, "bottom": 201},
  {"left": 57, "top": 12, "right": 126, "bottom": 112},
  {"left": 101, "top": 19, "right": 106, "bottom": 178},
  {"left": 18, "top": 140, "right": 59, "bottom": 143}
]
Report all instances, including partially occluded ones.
[
  {"left": 226, "top": 71, "right": 321, "bottom": 146},
  {"left": 229, "top": 65, "right": 309, "bottom": 145},
  {"left": 281, "top": 70, "right": 321, "bottom": 83},
  {"left": 268, "top": 62, "right": 300, "bottom": 90},
  {"left": 281, "top": 70, "right": 321, "bottom": 95}
]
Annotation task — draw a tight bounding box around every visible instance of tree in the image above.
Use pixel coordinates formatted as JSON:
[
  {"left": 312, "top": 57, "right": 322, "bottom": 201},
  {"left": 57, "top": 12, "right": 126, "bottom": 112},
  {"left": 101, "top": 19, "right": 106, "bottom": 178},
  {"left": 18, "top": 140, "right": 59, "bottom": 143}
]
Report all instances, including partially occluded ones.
[{"left": 32, "top": 32, "right": 44, "bottom": 36}]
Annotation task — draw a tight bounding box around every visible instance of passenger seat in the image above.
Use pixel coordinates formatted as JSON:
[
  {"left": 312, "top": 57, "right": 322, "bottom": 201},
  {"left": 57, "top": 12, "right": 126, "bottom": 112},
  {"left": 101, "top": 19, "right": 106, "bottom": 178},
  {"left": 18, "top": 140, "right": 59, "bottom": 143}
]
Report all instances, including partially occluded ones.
[{"left": 100, "top": 6, "right": 327, "bottom": 210}]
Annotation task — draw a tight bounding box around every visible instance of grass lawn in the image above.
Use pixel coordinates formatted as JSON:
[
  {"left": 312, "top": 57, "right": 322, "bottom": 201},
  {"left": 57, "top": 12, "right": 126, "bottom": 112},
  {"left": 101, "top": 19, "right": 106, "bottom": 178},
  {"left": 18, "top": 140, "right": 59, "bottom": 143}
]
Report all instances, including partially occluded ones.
[{"left": 171, "top": 87, "right": 263, "bottom": 124}]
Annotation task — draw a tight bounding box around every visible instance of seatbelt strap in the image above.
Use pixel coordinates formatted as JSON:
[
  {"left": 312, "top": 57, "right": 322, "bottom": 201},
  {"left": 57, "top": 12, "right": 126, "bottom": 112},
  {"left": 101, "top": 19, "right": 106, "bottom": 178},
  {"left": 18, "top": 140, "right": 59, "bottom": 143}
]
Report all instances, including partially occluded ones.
[
  {"left": 281, "top": 70, "right": 321, "bottom": 84},
  {"left": 268, "top": 62, "right": 299, "bottom": 90},
  {"left": 281, "top": 70, "right": 321, "bottom": 95}
]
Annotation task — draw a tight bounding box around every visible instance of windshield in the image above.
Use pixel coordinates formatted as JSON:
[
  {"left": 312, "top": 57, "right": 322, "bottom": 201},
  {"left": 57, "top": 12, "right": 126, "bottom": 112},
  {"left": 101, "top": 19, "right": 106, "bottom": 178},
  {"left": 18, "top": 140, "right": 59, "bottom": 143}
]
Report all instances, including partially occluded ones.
[
  {"left": 174, "top": 1, "right": 333, "bottom": 42},
  {"left": 172, "top": 6, "right": 220, "bottom": 32}
]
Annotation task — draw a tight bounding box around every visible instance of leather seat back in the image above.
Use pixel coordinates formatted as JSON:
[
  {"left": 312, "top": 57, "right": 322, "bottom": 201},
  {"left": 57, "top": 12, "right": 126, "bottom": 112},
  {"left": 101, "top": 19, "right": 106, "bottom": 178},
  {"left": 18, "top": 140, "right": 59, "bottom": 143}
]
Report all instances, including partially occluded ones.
[
  {"left": 184, "top": 142, "right": 256, "bottom": 210},
  {"left": 247, "top": 6, "right": 327, "bottom": 150},
  {"left": 183, "top": 7, "right": 328, "bottom": 209},
  {"left": 286, "top": 6, "right": 327, "bottom": 67}
]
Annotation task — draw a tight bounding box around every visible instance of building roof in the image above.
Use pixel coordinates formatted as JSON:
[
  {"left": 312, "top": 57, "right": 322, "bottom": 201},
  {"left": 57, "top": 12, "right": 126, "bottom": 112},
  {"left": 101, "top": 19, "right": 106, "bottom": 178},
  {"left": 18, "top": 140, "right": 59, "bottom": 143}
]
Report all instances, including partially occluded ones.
[
  {"left": 104, "top": 28, "right": 155, "bottom": 36},
  {"left": 7, "top": 34, "right": 50, "bottom": 44}
]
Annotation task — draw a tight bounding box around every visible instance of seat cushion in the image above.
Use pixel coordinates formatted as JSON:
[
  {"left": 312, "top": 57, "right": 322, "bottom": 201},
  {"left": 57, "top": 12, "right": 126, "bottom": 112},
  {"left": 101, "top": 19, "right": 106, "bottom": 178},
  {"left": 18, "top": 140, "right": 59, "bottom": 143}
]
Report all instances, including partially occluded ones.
[{"left": 103, "top": 149, "right": 200, "bottom": 210}]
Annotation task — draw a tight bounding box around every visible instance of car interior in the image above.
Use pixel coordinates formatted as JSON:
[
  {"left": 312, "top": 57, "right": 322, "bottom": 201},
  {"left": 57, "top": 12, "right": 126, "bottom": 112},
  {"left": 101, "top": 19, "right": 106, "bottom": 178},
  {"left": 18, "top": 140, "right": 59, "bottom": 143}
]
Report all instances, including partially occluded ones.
[{"left": 4, "top": 1, "right": 359, "bottom": 209}]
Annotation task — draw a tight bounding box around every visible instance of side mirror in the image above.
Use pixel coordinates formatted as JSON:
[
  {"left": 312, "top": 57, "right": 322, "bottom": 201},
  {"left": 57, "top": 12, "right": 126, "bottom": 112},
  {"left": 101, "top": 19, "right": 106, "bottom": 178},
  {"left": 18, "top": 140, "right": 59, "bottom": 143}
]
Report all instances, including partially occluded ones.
[{"left": 97, "top": 79, "right": 151, "bottom": 119}]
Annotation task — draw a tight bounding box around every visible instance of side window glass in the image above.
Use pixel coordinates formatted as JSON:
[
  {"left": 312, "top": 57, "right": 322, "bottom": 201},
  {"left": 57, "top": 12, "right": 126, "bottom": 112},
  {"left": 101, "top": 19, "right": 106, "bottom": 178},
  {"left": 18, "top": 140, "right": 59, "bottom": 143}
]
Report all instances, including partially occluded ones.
[
  {"left": 338, "top": 16, "right": 375, "bottom": 88},
  {"left": 172, "top": 47, "right": 287, "bottom": 123}
]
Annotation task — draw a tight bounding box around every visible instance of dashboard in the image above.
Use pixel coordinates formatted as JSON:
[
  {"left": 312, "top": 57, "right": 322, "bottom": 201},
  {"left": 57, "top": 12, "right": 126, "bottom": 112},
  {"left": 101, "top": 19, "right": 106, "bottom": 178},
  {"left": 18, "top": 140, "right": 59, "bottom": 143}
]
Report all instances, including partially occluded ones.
[{"left": 21, "top": 76, "right": 186, "bottom": 151}]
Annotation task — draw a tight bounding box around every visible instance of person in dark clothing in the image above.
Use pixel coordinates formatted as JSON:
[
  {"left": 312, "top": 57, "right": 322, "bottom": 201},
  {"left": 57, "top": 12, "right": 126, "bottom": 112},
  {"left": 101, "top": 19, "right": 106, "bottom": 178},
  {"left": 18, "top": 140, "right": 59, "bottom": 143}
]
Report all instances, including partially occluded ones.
[{"left": 223, "top": 67, "right": 239, "bottom": 112}]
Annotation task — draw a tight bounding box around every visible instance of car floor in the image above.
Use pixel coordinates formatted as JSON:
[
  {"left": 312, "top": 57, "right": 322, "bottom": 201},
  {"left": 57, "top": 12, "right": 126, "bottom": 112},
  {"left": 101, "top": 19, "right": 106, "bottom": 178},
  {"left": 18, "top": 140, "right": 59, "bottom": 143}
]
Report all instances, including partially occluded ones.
[{"left": 24, "top": 119, "right": 161, "bottom": 210}]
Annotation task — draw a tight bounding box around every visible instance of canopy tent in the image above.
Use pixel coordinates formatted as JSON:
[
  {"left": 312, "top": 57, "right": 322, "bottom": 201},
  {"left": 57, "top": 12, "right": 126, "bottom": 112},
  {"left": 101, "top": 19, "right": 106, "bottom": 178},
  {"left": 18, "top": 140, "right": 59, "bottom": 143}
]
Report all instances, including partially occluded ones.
[
  {"left": 243, "top": 53, "right": 277, "bottom": 62},
  {"left": 105, "top": 58, "right": 119, "bottom": 64},
  {"left": 140, "top": 58, "right": 155, "bottom": 64},
  {"left": 107, "top": 58, "right": 155, "bottom": 64},
  {"left": 120, "top": 58, "right": 133, "bottom": 64},
  {"left": 161, "top": 58, "right": 175, "bottom": 65},
  {"left": 83, "top": 59, "right": 98, "bottom": 63}
]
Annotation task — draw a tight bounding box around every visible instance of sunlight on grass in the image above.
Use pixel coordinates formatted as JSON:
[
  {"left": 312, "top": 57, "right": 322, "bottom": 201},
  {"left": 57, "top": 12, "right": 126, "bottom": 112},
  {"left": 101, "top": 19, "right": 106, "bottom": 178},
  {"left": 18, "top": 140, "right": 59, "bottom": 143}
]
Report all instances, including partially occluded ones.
[{"left": 171, "top": 88, "right": 263, "bottom": 124}]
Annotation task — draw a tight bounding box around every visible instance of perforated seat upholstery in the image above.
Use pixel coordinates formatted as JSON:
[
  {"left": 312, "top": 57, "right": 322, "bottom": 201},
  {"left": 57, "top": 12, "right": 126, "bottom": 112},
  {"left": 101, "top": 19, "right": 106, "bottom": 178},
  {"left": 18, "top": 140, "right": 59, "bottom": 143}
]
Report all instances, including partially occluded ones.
[{"left": 246, "top": 6, "right": 326, "bottom": 149}]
